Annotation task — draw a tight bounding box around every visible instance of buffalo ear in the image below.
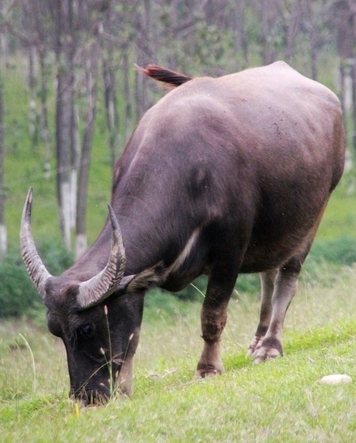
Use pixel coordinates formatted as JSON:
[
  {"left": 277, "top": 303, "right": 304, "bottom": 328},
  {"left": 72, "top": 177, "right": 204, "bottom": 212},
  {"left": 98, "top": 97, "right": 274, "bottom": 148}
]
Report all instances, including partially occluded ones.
[{"left": 125, "top": 262, "right": 166, "bottom": 294}]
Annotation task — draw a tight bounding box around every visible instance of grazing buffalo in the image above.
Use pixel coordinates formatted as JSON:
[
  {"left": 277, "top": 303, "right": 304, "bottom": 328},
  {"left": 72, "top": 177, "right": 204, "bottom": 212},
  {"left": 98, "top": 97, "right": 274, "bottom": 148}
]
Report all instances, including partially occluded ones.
[{"left": 20, "top": 61, "right": 345, "bottom": 405}]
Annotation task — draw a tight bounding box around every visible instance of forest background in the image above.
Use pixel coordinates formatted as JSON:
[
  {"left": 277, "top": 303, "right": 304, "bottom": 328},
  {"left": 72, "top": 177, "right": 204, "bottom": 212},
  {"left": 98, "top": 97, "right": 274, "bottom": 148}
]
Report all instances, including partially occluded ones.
[{"left": 0, "top": 0, "right": 356, "bottom": 317}]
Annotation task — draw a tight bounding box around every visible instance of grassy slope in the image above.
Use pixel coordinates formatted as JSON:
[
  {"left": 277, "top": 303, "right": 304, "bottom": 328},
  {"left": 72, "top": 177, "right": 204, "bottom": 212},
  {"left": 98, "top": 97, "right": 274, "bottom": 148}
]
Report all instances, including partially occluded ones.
[{"left": 1, "top": 266, "right": 356, "bottom": 442}]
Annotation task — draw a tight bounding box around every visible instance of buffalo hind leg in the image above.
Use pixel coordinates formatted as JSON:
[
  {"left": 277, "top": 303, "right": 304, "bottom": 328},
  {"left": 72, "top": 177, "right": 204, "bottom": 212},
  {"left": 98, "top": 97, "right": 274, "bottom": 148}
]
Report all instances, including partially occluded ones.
[
  {"left": 248, "top": 269, "right": 278, "bottom": 356},
  {"left": 252, "top": 258, "right": 301, "bottom": 363},
  {"left": 195, "top": 265, "right": 238, "bottom": 378}
]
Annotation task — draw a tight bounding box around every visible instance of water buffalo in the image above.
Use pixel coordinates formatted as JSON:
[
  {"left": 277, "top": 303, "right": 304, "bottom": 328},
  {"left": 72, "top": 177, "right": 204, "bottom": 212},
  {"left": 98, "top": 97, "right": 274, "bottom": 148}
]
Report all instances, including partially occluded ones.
[{"left": 20, "top": 61, "right": 345, "bottom": 405}]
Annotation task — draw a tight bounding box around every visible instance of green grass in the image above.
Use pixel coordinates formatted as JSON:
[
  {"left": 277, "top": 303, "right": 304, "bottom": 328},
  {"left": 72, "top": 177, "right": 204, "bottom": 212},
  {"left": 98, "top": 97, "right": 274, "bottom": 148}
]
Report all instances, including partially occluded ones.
[
  {"left": 316, "top": 183, "right": 356, "bottom": 241},
  {"left": 1, "top": 265, "right": 356, "bottom": 442}
]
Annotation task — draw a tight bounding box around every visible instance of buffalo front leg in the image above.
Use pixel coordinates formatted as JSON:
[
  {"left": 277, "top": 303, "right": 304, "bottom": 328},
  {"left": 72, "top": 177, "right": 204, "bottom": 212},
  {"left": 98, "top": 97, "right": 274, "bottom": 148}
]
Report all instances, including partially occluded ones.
[
  {"left": 248, "top": 269, "right": 278, "bottom": 356},
  {"left": 252, "top": 260, "right": 300, "bottom": 363},
  {"left": 195, "top": 267, "right": 237, "bottom": 378}
]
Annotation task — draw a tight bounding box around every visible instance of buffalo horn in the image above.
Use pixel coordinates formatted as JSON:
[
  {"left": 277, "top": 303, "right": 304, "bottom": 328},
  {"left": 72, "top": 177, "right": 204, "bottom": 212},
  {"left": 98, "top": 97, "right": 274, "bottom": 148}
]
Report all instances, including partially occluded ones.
[
  {"left": 76, "top": 204, "right": 126, "bottom": 309},
  {"left": 20, "top": 188, "right": 52, "bottom": 299}
]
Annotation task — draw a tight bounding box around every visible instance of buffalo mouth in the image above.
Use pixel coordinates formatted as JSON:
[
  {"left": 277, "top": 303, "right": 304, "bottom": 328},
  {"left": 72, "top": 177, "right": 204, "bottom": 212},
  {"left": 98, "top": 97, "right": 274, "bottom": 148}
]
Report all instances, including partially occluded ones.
[
  {"left": 70, "top": 372, "right": 125, "bottom": 406},
  {"left": 70, "top": 385, "right": 111, "bottom": 407},
  {"left": 69, "top": 359, "right": 126, "bottom": 406}
]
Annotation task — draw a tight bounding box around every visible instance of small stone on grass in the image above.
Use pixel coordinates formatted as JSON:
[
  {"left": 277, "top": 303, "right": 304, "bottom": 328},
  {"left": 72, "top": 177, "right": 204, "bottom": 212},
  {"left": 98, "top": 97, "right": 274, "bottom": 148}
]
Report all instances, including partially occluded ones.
[{"left": 319, "top": 374, "right": 352, "bottom": 385}]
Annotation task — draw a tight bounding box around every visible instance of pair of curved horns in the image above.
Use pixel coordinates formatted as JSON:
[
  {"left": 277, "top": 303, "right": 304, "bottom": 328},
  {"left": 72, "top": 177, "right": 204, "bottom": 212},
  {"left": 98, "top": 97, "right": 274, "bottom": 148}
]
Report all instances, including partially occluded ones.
[{"left": 20, "top": 188, "right": 127, "bottom": 309}]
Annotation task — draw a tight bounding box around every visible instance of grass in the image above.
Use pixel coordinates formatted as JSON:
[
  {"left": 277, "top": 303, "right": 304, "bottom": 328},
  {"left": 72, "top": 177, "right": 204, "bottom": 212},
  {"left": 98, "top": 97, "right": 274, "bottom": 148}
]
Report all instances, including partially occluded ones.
[
  {"left": 1, "top": 265, "right": 356, "bottom": 442},
  {"left": 316, "top": 182, "right": 356, "bottom": 241}
]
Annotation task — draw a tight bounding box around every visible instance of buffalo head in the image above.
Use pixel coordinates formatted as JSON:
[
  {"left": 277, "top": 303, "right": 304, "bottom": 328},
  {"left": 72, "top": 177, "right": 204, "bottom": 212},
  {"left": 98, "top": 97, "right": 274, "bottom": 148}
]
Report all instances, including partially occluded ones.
[{"left": 20, "top": 188, "right": 158, "bottom": 405}]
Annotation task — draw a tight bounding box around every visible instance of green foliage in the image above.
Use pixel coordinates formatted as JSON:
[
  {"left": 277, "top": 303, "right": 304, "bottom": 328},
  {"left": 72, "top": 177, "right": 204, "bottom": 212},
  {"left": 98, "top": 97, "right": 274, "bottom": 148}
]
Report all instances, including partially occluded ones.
[
  {"left": 0, "top": 251, "right": 40, "bottom": 318},
  {"left": 0, "top": 244, "right": 73, "bottom": 318},
  {"left": 36, "top": 241, "right": 74, "bottom": 276},
  {"left": 309, "top": 236, "right": 356, "bottom": 266}
]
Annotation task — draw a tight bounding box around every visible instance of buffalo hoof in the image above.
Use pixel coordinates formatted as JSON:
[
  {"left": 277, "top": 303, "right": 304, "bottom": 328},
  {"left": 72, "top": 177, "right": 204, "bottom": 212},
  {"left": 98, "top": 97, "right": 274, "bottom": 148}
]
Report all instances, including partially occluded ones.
[
  {"left": 247, "top": 335, "right": 264, "bottom": 356},
  {"left": 248, "top": 336, "right": 283, "bottom": 363},
  {"left": 194, "top": 368, "right": 220, "bottom": 379},
  {"left": 253, "top": 346, "right": 281, "bottom": 364}
]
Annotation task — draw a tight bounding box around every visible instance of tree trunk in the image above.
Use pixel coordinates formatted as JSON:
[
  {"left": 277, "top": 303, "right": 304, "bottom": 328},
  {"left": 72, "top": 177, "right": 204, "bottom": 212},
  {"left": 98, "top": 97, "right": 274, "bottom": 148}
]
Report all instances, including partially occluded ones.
[
  {"left": 352, "top": 62, "right": 356, "bottom": 154},
  {"left": 28, "top": 45, "right": 38, "bottom": 147},
  {"left": 134, "top": 0, "right": 153, "bottom": 120},
  {"left": 54, "top": 0, "right": 76, "bottom": 250},
  {"left": 0, "top": 0, "right": 6, "bottom": 256},
  {"left": 333, "top": 0, "right": 356, "bottom": 155},
  {"left": 339, "top": 62, "right": 350, "bottom": 140},
  {"left": 75, "top": 69, "right": 97, "bottom": 260},
  {"left": 258, "top": 0, "right": 279, "bottom": 65},
  {"left": 0, "top": 62, "right": 6, "bottom": 257},
  {"left": 123, "top": 48, "right": 132, "bottom": 143},
  {"left": 56, "top": 66, "right": 74, "bottom": 250},
  {"left": 103, "top": 56, "right": 119, "bottom": 169},
  {"left": 70, "top": 101, "right": 79, "bottom": 230},
  {"left": 234, "top": 0, "right": 248, "bottom": 69},
  {"left": 38, "top": 49, "right": 51, "bottom": 178},
  {"left": 283, "top": 2, "right": 301, "bottom": 65},
  {"left": 303, "top": 0, "right": 319, "bottom": 80}
]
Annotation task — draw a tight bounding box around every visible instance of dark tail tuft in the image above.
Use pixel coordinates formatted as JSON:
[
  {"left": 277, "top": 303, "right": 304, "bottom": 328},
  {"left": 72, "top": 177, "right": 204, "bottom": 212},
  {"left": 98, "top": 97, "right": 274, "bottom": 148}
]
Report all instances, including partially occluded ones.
[{"left": 136, "top": 64, "right": 193, "bottom": 88}]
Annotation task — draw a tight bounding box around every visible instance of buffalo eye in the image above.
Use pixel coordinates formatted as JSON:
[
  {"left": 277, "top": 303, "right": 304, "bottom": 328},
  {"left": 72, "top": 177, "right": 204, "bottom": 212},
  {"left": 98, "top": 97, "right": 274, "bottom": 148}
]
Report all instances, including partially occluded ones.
[{"left": 78, "top": 323, "right": 95, "bottom": 339}]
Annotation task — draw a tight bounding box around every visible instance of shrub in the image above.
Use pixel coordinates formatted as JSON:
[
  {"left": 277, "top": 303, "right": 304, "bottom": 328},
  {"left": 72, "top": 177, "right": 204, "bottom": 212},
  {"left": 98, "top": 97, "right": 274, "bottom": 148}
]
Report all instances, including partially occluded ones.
[
  {"left": 309, "top": 236, "right": 356, "bottom": 266},
  {"left": 0, "top": 242, "right": 73, "bottom": 318}
]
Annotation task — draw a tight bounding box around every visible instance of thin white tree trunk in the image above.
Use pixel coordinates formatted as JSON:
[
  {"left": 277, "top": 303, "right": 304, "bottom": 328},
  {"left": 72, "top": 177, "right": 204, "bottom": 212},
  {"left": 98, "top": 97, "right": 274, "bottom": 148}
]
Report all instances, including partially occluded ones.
[
  {"left": 60, "top": 181, "right": 72, "bottom": 250},
  {"left": 28, "top": 46, "right": 37, "bottom": 144},
  {"left": 0, "top": 22, "right": 6, "bottom": 257},
  {"left": 39, "top": 49, "right": 51, "bottom": 178},
  {"left": 343, "top": 66, "right": 353, "bottom": 114},
  {"left": 75, "top": 233, "right": 87, "bottom": 260},
  {"left": 0, "top": 224, "right": 7, "bottom": 256},
  {"left": 75, "top": 66, "right": 97, "bottom": 260},
  {"left": 70, "top": 169, "right": 77, "bottom": 230}
]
